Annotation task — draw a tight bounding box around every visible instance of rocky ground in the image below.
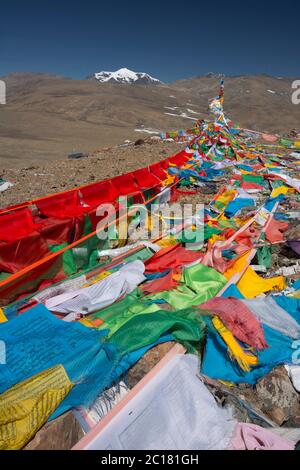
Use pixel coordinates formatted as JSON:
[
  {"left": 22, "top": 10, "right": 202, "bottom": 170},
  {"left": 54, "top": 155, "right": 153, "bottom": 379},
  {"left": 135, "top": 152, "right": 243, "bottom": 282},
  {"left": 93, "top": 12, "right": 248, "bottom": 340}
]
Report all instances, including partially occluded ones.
[{"left": 0, "top": 139, "right": 183, "bottom": 208}]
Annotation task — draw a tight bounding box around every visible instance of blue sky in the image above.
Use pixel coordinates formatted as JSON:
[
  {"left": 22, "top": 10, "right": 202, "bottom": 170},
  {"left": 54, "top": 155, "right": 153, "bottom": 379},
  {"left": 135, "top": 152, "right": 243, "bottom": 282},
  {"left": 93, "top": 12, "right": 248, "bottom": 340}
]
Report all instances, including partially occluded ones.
[{"left": 1, "top": 0, "right": 299, "bottom": 82}]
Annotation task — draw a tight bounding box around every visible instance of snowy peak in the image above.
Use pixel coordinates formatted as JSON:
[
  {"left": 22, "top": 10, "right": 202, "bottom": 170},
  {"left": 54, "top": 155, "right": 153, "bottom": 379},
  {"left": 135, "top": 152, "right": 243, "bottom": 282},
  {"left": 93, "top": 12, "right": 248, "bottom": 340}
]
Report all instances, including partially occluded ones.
[{"left": 94, "top": 68, "right": 162, "bottom": 85}]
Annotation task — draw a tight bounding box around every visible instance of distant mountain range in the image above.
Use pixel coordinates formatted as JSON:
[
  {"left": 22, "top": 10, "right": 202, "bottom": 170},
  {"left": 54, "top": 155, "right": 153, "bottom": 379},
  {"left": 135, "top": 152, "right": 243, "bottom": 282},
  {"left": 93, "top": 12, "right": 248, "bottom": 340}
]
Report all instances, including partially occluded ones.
[
  {"left": 92, "top": 68, "right": 162, "bottom": 85},
  {"left": 0, "top": 70, "right": 299, "bottom": 167}
]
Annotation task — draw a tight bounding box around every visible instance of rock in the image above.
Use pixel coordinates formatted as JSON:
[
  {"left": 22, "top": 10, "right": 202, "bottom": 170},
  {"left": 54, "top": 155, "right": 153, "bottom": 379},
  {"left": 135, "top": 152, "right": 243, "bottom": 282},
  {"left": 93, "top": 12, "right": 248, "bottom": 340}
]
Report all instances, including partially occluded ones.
[
  {"left": 127, "top": 341, "right": 175, "bottom": 388},
  {"left": 255, "top": 366, "right": 300, "bottom": 425},
  {"left": 25, "top": 166, "right": 38, "bottom": 171},
  {"left": 68, "top": 152, "right": 88, "bottom": 159},
  {"left": 134, "top": 139, "right": 145, "bottom": 146},
  {"left": 267, "top": 408, "right": 286, "bottom": 425},
  {"left": 24, "top": 411, "right": 84, "bottom": 450}
]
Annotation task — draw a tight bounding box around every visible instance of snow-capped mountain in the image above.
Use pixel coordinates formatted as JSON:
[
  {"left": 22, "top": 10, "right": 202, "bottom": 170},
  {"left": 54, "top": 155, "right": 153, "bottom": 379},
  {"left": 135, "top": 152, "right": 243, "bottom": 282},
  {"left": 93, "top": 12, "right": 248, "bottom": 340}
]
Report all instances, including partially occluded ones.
[{"left": 93, "top": 68, "right": 162, "bottom": 85}]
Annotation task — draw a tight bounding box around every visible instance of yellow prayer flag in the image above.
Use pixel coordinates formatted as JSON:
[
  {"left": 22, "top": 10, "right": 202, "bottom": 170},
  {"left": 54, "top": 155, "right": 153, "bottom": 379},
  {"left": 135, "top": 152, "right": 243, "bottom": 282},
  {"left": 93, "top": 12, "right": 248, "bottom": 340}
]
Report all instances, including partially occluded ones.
[
  {"left": 237, "top": 267, "right": 285, "bottom": 298},
  {"left": 212, "top": 316, "right": 258, "bottom": 371},
  {"left": 223, "top": 251, "right": 251, "bottom": 281},
  {"left": 270, "top": 186, "right": 291, "bottom": 198},
  {"left": 0, "top": 308, "right": 7, "bottom": 323},
  {"left": 0, "top": 365, "right": 73, "bottom": 450}
]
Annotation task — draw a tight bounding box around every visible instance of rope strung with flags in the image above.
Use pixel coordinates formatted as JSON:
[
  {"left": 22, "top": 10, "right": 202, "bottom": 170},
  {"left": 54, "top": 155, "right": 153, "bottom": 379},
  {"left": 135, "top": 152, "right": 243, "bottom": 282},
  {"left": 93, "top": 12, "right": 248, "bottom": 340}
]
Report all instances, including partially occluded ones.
[{"left": 209, "top": 78, "right": 228, "bottom": 126}]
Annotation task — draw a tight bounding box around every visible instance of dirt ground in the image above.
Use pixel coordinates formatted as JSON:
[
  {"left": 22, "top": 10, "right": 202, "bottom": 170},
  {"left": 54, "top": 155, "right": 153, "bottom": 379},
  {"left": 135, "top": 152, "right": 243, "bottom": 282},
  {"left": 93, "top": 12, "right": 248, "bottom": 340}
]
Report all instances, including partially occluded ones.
[{"left": 0, "top": 139, "right": 183, "bottom": 208}]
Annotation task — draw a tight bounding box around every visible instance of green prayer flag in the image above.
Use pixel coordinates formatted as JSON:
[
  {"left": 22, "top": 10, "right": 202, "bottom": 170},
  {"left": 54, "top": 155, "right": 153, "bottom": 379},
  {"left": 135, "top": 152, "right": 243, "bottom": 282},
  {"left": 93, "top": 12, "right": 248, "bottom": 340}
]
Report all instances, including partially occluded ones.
[
  {"left": 148, "top": 263, "right": 227, "bottom": 309},
  {"left": 108, "top": 308, "right": 206, "bottom": 355}
]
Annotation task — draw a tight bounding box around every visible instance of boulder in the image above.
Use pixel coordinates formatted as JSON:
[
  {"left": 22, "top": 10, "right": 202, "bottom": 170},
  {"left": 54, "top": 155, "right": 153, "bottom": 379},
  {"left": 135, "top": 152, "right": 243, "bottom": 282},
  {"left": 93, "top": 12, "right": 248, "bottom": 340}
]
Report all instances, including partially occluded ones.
[
  {"left": 127, "top": 341, "right": 175, "bottom": 388},
  {"left": 255, "top": 366, "right": 300, "bottom": 425},
  {"left": 24, "top": 411, "right": 84, "bottom": 450}
]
